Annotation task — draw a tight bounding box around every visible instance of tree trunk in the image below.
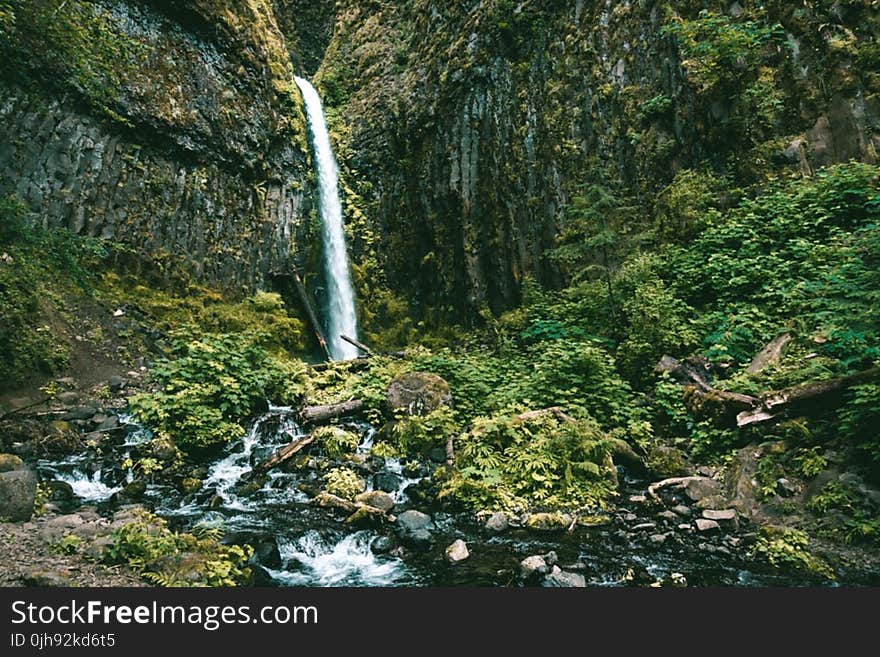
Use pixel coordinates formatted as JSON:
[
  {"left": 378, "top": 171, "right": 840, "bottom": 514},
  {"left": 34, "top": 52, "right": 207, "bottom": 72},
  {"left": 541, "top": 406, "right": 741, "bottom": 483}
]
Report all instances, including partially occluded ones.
[
  {"left": 299, "top": 399, "right": 364, "bottom": 425},
  {"left": 746, "top": 333, "right": 793, "bottom": 374},
  {"left": 291, "top": 266, "right": 332, "bottom": 362},
  {"left": 246, "top": 434, "right": 314, "bottom": 478}
]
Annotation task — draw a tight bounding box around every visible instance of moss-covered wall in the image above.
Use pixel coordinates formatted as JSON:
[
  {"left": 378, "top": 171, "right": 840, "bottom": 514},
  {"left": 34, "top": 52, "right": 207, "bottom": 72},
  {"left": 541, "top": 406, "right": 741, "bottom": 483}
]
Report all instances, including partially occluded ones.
[
  {"left": 0, "top": 0, "right": 315, "bottom": 291},
  {"left": 314, "top": 0, "right": 880, "bottom": 325}
]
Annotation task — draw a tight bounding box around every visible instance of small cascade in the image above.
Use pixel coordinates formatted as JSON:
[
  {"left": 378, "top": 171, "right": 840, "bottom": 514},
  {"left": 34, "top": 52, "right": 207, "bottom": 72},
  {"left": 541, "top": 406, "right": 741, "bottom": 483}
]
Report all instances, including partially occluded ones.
[{"left": 294, "top": 76, "right": 359, "bottom": 361}]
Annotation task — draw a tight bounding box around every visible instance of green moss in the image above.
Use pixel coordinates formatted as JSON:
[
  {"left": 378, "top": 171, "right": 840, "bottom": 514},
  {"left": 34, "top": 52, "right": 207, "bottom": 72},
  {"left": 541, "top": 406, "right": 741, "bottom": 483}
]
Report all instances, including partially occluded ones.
[{"left": 752, "top": 526, "right": 835, "bottom": 580}]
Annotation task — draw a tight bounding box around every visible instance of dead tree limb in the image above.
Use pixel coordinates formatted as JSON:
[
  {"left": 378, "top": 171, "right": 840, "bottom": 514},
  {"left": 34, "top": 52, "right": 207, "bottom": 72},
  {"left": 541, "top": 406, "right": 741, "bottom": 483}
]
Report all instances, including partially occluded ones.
[
  {"left": 747, "top": 333, "right": 793, "bottom": 374},
  {"left": 246, "top": 433, "right": 314, "bottom": 478},
  {"left": 647, "top": 476, "right": 713, "bottom": 502},
  {"left": 291, "top": 266, "right": 332, "bottom": 362},
  {"left": 341, "top": 334, "right": 374, "bottom": 357},
  {"left": 299, "top": 399, "right": 364, "bottom": 425}
]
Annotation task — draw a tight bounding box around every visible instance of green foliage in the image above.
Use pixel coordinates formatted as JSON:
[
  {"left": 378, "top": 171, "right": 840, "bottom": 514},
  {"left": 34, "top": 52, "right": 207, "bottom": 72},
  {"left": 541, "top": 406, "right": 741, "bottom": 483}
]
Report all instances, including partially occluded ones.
[
  {"left": 807, "top": 481, "right": 857, "bottom": 515},
  {"left": 439, "top": 411, "right": 620, "bottom": 512},
  {"left": 52, "top": 534, "right": 82, "bottom": 555},
  {"left": 129, "top": 333, "right": 306, "bottom": 450},
  {"left": 752, "top": 526, "right": 835, "bottom": 579},
  {"left": 104, "top": 511, "right": 252, "bottom": 587},
  {"left": 32, "top": 482, "right": 50, "bottom": 518},
  {"left": 322, "top": 467, "right": 364, "bottom": 500},
  {"left": 389, "top": 406, "right": 457, "bottom": 455},
  {"left": 794, "top": 447, "right": 828, "bottom": 478},
  {"left": 313, "top": 426, "right": 360, "bottom": 459},
  {"left": 0, "top": 196, "right": 107, "bottom": 388},
  {"left": 839, "top": 383, "right": 880, "bottom": 466}
]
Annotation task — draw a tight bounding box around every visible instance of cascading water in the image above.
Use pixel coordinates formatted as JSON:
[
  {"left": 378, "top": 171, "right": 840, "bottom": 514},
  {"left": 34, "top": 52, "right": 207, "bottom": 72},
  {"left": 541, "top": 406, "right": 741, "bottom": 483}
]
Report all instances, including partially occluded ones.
[{"left": 294, "top": 76, "right": 359, "bottom": 361}]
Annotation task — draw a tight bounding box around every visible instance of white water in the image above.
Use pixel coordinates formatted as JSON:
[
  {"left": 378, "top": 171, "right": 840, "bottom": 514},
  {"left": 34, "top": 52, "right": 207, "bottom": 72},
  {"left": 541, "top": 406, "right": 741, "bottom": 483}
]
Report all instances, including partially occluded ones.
[
  {"left": 294, "top": 76, "right": 359, "bottom": 361},
  {"left": 271, "top": 530, "right": 406, "bottom": 587},
  {"left": 49, "top": 463, "right": 121, "bottom": 502}
]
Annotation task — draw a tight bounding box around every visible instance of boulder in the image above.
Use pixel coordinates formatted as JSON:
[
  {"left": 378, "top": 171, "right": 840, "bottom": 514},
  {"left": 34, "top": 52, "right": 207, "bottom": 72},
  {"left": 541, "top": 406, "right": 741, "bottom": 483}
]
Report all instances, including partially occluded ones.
[
  {"left": 543, "top": 571, "right": 587, "bottom": 587},
  {"left": 672, "top": 505, "right": 691, "bottom": 517},
  {"left": 394, "top": 510, "right": 435, "bottom": 550},
  {"left": 445, "top": 539, "right": 470, "bottom": 564},
  {"left": 355, "top": 491, "right": 395, "bottom": 513},
  {"left": 525, "top": 512, "right": 571, "bottom": 532},
  {"left": 45, "top": 480, "right": 75, "bottom": 502},
  {"left": 386, "top": 372, "right": 452, "bottom": 416},
  {"left": 684, "top": 477, "right": 721, "bottom": 502},
  {"left": 0, "top": 467, "right": 37, "bottom": 521},
  {"left": 702, "top": 508, "right": 739, "bottom": 530},
  {"left": 520, "top": 555, "right": 549, "bottom": 580},
  {"left": 0, "top": 453, "right": 24, "bottom": 473},
  {"left": 725, "top": 446, "right": 761, "bottom": 518},
  {"left": 373, "top": 472, "right": 404, "bottom": 493},
  {"left": 695, "top": 518, "right": 721, "bottom": 532},
  {"left": 484, "top": 512, "right": 509, "bottom": 533},
  {"left": 370, "top": 535, "right": 396, "bottom": 555},
  {"left": 252, "top": 537, "right": 282, "bottom": 570},
  {"left": 62, "top": 405, "right": 96, "bottom": 421}
]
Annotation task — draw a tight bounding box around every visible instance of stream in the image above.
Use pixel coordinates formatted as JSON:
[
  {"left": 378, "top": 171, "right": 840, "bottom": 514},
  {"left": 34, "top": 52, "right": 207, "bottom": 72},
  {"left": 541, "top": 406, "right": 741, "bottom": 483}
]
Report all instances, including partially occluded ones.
[{"left": 35, "top": 407, "right": 824, "bottom": 587}]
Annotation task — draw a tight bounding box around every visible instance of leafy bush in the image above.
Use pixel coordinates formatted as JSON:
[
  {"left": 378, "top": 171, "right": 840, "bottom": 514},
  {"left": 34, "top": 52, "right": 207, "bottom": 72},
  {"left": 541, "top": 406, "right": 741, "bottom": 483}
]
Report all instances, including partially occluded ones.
[
  {"left": 313, "top": 426, "right": 360, "bottom": 459},
  {"left": 129, "top": 333, "right": 306, "bottom": 450},
  {"left": 752, "top": 526, "right": 834, "bottom": 579},
  {"left": 104, "top": 511, "right": 252, "bottom": 587},
  {"left": 389, "top": 406, "right": 457, "bottom": 455},
  {"left": 322, "top": 467, "right": 365, "bottom": 500}
]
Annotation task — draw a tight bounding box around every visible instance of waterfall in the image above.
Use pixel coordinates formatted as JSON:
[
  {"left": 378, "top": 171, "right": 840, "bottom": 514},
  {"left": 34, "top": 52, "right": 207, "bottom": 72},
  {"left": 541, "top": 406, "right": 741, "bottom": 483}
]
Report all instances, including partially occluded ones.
[{"left": 294, "top": 76, "right": 359, "bottom": 361}]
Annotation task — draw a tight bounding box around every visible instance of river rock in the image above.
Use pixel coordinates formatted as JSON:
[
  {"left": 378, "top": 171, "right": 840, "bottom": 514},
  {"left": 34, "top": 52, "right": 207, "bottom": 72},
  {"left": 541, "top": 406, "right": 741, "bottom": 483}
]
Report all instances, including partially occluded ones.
[
  {"left": 525, "top": 512, "right": 571, "bottom": 532},
  {"left": 62, "top": 405, "right": 96, "bottom": 421},
  {"left": 672, "top": 505, "right": 691, "bottom": 517},
  {"left": 657, "top": 510, "right": 678, "bottom": 523},
  {"left": 543, "top": 571, "right": 587, "bottom": 587},
  {"left": 684, "top": 477, "right": 721, "bottom": 502},
  {"left": 356, "top": 490, "right": 395, "bottom": 513},
  {"left": 520, "top": 555, "right": 550, "bottom": 580},
  {"left": 394, "top": 509, "right": 435, "bottom": 550},
  {"left": 695, "top": 518, "right": 721, "bottom": 532},
  {"left": 725, "top": 446, "right": 761, "bottom": 518},
  {"left": 0, "top": 467, "right": 37, "bottom": 521},
  {"left": 45, "top": 479, "right": 75, "bottom": 501},
  {"left": 370, "top": 535, "right": 396, "bottom": 555},
  {"left": 252, "top": 537, "right": 282, "bottom": 569},
  {"left": 108, "top": 376, "right": 126, "bottom": 392},
  {"left": 386, "top": 372, "right": 452, "bottom": 416},
  {"left": 0, "top": 453, "right": 24, "bottom": 473},
  {"left": 702, "top": 508, "right": 738, "bottom": 530},
  {"left": 373, "top": 471, "right": 404, "bottom": 493},
  {"left": 632, "top": 522, "right": 657, "bottom": 531},
  {"left": 445, "top": 539, "right": 470, "bottom": 564},
  {"left": 485, "top": 512, "right": 509, "bottom": 533}
]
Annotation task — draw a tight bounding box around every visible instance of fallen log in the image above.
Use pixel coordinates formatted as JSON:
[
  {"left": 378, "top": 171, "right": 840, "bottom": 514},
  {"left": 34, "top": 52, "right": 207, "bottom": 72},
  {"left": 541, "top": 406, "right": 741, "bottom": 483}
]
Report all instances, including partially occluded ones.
[
  {"left": 291, "top": 266, "right": 332, "bottom": 362},
  {"left": 647, "top": 476, "right": 712, "bottom": 502},
  {"left": 312, "top": 492, "right": 395, "bottom": 525},
  {"left": 307, "top": 358, "right": 371, "bottom": 373},
  {"left": 737, "top": 367, "right": 880, "bottom": 427},
  {"left": 299, "top": 399, "right": 364, "bottom": 425},
  {"left": 245, "top": 433, "right": 315, "bottom": 479}
]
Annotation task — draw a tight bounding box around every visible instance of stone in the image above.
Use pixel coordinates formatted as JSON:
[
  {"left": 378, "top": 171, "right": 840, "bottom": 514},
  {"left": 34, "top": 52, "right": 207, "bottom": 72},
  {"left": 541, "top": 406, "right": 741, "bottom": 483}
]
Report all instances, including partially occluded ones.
[
  {"left": 657, "top": 510, "right": 678, "bottom": 523},
  {"left": 45, "top": 480, "right": 75, "bottom": 501},
  {"left": 650, "top": 533, "right": 669, "bottom": 544},
  {"left": 0, "top": 453, "right": 24, "bottom": 473},
  {"left": 0, "top": 467, "right": 37, "bottom": 521},
  {"left": 684, "top": 477, "right": 721, "bottom": 502},
  {"left": 108, "top": 376, "right": 126, "bottom": 392},
  {"left": 628, "top": 494, "right": 647, "bottom": 504},
  {"left": 525, "top": 512, "right": 571, "bottom": 532},
  {"left": 252, "top": 537, "right": 282, "bottom": 569},
  {"left": 647, "top": 445, "right": 693, "bottom": 478},
  {"left": 428, "top": 446, "right": 447, "bottom": 463},
  {"left": 386, "top": 372, "right": 452, "bottom": 416},
  {"left": 696, "top": 495, "right": 730, "bottom": 510},
  {"left": 370, "top": 535, "right": 396, "bottom": 554},
  {"left": 702, "top": 508, "right": 738, "bottom": 530},
  {"left": 62, "top": 405, "right": 96, "bottom": 421},
  {"left": 543, "top": 551, "right": 559, "bottom": 567},
  {"left": 484, "top": 512, "right": 508, "bottom": 533},
  {"left": 394, "top": 510, "right": 435, "bottom": 550},
  {"left": 373, "top": 471, "right": 404, "bottom": 493},
  {"left": 445, "top": 539, "right": 470, "bottom": 564},
  {"left": 695, "top": 518, "right": 721, "bottom": 532},
  {"left": 543, "top": 571, "right": 587, "bottom": 587},
  {"left": 678, "top": 523, "right": 694, "bottom": 532},
  {"left": 668, "top": 572, "right": 688, "bottom": 587},
  {"left": 21, "top": 569, "right": 73, "bottom": 587},
  {"left": 672, "top": 505, "right": 691, "bottom": 517},
  {"left": 776, "top": 478, "right": 798, "bottom": 498},
  {"left": 355, "top": 490, "right": 395, "bottom": 513},
  {"left": 56, "top": 392, "right": 80, "bottom": 405},
  {"left": 95, "top": 415, "right": 120, "bottom": 431},
  {"left": 520, "top": 555, "right": 549, "bottom": 580}
]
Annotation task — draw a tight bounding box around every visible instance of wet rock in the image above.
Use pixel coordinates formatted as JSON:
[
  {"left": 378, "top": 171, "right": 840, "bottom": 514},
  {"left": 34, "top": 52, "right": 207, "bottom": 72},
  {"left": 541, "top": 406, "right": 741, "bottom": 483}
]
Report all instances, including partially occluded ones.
[
  {"left": 62, "top": 405, "right": 96, "bottom": 421},
  {"left": 484, "top": 512, "right": 508, "bottom": 533},
  {"left": 346, "top": 505, "right": 392, "bottom": 528},
  {"left": 370, "top": 535, "right": 396, "bottom": 555},
  {"left": 684, "top": 477, "right": 721, "bottom": 502},
  {"left": 672, "top": 505, "right": 691, "bottom": 517},
  {"left": 647, "top": 444, "right": 693, "bottom": 478},
  {"left": 108, "top": 376, "right": 126, "bottom": 392},
  {"left": 543, "top": 571, "right": 586, "bottom": 587},
  {"left": 121, "top": 480, "right": 147, "bottom": 501},
  {"left": 776, "top": 478, "right": 798, "bottom": 498},
  {"left": 373, "top": 471, "right": 404, "bottom": 493},
  {"left": 702, "top": 508, "right": 738, "bottom": 530},
  {"left": 520, "top": 555, "right": 549, "bottom": 581},
  {"left": 0, "top": 453, "right": 24, "bottom": 473},
  {"left": 657, "top": 510, "right": 678, "bottom": 523},
  {"left": 56, "top": 392, "right": 80, "bottom": 405},
  {"left": 628, "top": 494, "right": 647, "bottom": 504},
  {"left": 0, "top": 467, "right": 37, "bottom": 521},
  {"left": 356, "top": 490, "right": 395, "bottom": 513},
  {"left": 445, "top": 539, "right": 470, "bottom": 564},
  {"left": 668, "top": 572, "right": 688, "bottom": 587},
  {"left": 386, "top": 372, "right": 452, "bottom": 416},
  {"left": 394, "top": 510, "right": 435, "bottom": 550},
  {"left": 650, "top": 533, "right": 669, "bottom": 544},
  {"left": 21, "top": 569, "right": 73, "bottom": 587},
  {"left": 252, "top": 537, "right": 282, "bottom": 569},
  {"left": 725, "top": 446, "right": 761, "bottom": 518},
  {"left": 695, "top": 518, "right": 721, "bottom": 533},
  {"left": 250, "top": 564, "right": 276, "bottom": 587},
  {"left": 428, "top": 446, "right": 447, "bottom": 463},
  {"left": 45, "top": 480, "right": 75, "bottom": 502},
  {"left": 525, "top": 512, "right": 571, "bottom": 532}
]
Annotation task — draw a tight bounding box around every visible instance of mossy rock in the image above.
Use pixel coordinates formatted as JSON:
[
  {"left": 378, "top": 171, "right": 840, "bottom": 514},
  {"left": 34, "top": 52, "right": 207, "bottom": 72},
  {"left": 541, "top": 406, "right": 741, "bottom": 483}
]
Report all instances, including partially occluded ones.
[
  {"left": 646, "top": 444, "right": 694, "bottom": 478},
  {"left": 180, "top": 477, "right": 202, "bottom": 495},
  {"left": 525, "top": 512, "right": 572, "bottom": 532},
  {"left": 386, "top": 372, "right": 452, "bottom": 416},
  {"left": 0, "top": 453, "right": 24, "bottom": 473}
]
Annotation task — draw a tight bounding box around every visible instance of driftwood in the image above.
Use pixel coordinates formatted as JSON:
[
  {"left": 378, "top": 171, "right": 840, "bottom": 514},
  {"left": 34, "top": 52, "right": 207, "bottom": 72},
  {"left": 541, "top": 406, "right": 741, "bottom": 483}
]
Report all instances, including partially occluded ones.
[
  {"left": 746, "top": 333, "right": 793, "bottom": 374},
  {"left": 299, "top": 399, "right": 364, "bottom": 425},
  {"left": 312, "top": 492, "right": 395, "bottom": 524},
  {"left": 308, "top": 358, "right": 371, "bottom": 373},
  {"left": 291, "top": 266, "right": 332, "bottom": 361},
  {"left": 245, "top": 433, "right": 315, "bottom": 479}
]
